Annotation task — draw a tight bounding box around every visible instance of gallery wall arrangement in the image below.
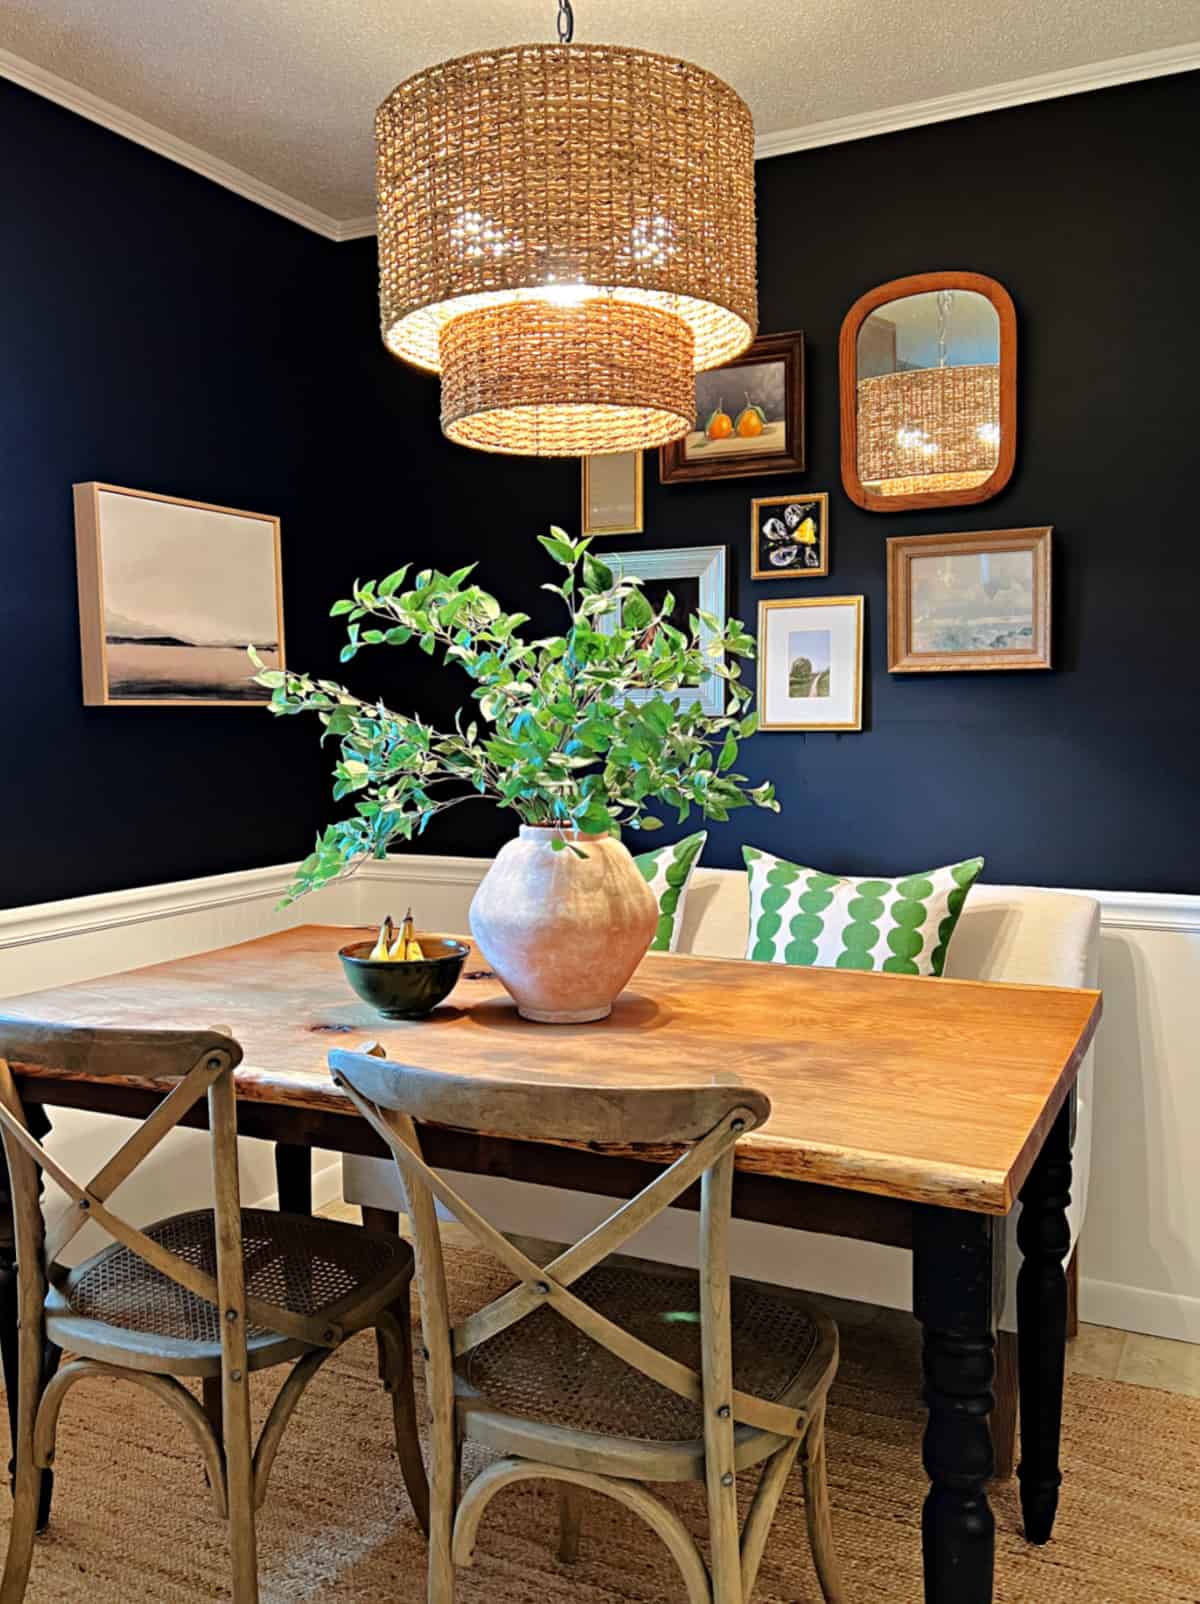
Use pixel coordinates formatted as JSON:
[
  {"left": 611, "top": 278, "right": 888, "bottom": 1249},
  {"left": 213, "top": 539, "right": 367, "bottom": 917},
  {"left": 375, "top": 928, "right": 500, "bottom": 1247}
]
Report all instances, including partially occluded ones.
[{"left": 3, "top": 67, "right": 1199, "bottom": 906}]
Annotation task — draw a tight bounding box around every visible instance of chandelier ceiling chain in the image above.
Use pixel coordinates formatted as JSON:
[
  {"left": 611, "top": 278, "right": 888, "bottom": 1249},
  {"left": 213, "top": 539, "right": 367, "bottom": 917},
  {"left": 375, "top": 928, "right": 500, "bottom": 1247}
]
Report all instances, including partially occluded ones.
[{"left": 556, "top": 0, "right": 575, "bottom": 45}]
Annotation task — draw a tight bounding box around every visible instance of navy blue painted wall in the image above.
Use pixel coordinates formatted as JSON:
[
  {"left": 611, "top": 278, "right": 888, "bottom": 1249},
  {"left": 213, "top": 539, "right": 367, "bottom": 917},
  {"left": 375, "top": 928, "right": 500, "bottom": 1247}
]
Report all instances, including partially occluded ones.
[
  {"left": 0, "top": 78, "right": 349, "bottom": 908},
  {"left": 4, "top": 68, "right": 1198, "bottom": 906},
  {"left": 340, "top": 71, "right": 1200, "bottom": 893}
]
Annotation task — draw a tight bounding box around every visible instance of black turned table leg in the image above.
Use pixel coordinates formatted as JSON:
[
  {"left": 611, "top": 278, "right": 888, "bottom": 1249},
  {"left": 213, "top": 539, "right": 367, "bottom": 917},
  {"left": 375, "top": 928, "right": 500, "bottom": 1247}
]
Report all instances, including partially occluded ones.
[
  {"left": 913, "top": 1205, "right": 1004, "bottom": 1604},
  {"left": 274, "top": 1142, "right": 313, "bottom": 1214},
  {"left": 1016, "top": 1101, "right": 1073, "bottom": 1544}
]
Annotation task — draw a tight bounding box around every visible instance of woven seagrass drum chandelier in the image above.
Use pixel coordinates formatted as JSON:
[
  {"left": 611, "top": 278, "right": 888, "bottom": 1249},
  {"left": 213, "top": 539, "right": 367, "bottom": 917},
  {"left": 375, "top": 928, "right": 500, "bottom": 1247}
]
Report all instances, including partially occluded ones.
[{"left": 375, "top": 0, "right": 758, "bottom": 456}]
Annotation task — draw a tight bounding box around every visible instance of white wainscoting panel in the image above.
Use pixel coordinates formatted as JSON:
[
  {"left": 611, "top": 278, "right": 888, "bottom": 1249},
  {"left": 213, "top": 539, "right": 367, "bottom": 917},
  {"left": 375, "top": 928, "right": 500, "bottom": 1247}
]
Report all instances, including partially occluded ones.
[
  {"left": 4, "top": 853, "right": 1198, "bottom": 1338},
  {"left": 0, "top": 863, "right": 360, "bottom": 1235},
  {"left": 358, "top": 854, "right": 1200, "bottom": 1343}
]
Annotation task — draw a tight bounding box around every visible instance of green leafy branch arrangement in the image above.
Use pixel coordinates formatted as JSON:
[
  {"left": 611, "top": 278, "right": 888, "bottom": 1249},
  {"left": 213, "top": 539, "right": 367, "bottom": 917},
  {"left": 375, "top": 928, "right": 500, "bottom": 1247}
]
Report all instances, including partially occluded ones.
[{"left": 253, "top": 529, "right": 779, "bottom": 903}]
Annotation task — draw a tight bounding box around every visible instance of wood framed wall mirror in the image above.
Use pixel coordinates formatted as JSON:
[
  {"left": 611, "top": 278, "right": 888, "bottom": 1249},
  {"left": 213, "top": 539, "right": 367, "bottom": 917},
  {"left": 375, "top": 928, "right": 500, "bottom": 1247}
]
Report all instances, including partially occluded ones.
[{"left": 839, "top": 271, "right": 1016, "bottom": 512}]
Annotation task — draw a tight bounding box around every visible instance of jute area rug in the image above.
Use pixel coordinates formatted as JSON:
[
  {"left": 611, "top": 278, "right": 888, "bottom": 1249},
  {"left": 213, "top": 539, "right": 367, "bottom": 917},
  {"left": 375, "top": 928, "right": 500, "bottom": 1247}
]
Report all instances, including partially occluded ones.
[{"left": 6, "top": 1239, "right": 1199, "bottom": 1602}]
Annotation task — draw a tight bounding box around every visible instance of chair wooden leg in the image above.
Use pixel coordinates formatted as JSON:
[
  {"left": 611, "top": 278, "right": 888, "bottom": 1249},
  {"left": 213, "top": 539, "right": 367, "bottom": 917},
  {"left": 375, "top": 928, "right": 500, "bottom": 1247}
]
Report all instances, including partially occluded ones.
[
  {"left": 0, "top": 1453, "right": 41, "bottom": 1604},
  {"left": 740, "top": 1438, "right": 801, "bottom": 1601},
  {"left": 992, "top": 1331, "right": 1019, "bottom": 1480},
  {"left": 1066, "top": 1246, "right": 1079, "bottom": 1341},
  {"left": 557, "top": 1485, "right": 583, "bottom": 1564},
  {"left": 799, "top": 1404, "right": 845, "bottom": 1604},
  {"left": 362, "top": 1207, "right": 401, "bottom": 1235},
  {"left": 1, "top": 1207, "right": 48, "bottom": 1603},
  {"left": 376, "top": 1293, "right": 431, "bottom": 1536}
]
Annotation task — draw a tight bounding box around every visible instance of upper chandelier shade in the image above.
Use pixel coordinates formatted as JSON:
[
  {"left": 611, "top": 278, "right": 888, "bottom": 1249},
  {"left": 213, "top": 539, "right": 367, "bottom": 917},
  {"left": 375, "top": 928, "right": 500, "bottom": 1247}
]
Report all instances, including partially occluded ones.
[{"left": 375, "top": 42, "right": 758, "bottom": 456}]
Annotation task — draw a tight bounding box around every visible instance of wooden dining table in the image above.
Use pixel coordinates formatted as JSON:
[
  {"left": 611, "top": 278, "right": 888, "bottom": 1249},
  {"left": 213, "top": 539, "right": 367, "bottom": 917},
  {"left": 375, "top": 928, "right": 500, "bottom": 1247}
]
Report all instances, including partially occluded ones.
[{"left": 1, "top": 922, "right": 1101, "bottom": 1603}]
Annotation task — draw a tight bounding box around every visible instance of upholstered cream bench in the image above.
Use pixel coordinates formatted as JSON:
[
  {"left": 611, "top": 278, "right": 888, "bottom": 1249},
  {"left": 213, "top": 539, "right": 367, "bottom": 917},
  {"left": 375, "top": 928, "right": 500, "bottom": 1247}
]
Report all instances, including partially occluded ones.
[{"left": 342, "top": 867, "right": 1100, "bottom": 1475}]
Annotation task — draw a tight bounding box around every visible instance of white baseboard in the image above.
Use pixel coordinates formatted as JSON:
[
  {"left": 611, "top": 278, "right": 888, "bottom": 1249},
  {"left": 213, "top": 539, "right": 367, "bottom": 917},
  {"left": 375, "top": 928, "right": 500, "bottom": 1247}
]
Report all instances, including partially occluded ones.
[{"left": 1080, "top": 1277, "right": 1200, "bottom": 1345}]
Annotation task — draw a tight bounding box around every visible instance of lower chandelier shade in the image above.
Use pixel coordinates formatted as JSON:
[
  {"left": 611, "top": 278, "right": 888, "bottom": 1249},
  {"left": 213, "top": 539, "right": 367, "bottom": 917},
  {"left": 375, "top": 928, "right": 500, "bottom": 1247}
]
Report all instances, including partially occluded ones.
[{"left": 439, "top": 299, "right": 696, "bottom": 456}]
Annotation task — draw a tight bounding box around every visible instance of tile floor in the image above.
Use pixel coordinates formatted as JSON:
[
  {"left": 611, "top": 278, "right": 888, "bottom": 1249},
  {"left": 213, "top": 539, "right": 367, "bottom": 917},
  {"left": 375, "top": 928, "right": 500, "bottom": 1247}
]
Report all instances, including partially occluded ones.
[{"left": 322, "top": 1199, "right": 1200, "bottom": 1400}]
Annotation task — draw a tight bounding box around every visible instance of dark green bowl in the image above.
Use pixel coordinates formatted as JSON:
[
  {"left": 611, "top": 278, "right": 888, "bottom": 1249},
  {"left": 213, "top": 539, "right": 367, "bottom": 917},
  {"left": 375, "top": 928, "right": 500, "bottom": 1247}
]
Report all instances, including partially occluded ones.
[{"left": 338, "top": 936, "right": 469, "bottom": 1019}]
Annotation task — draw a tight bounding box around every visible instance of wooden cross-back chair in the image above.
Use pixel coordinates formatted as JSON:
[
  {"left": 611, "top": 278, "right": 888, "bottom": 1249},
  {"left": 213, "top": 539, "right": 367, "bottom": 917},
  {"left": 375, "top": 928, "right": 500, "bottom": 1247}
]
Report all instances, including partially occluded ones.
[
  {"left": 330, "top": 1045, "right": 845, "bottom": 1604},
  {"left": 0, "top": 1017, "right": 429, "bottom": 1604}
]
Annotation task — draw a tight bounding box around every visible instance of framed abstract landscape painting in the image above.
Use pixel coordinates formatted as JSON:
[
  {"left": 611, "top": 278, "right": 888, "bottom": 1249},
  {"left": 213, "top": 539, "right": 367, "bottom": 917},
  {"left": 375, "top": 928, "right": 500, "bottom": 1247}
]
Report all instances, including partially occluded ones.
[
  {"left": 887, "top": 527, "right": 1051, "bottom": 672},
  {"left": 74, "top": 483, "right": 285, "bottom": 706}
]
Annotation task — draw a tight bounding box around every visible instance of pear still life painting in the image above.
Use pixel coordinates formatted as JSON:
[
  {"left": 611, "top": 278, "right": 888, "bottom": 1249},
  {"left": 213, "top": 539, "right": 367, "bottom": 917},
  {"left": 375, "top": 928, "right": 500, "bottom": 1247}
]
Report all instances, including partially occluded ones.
[{"left": 74, "top": 482, "right": 284, "bottom": 706}]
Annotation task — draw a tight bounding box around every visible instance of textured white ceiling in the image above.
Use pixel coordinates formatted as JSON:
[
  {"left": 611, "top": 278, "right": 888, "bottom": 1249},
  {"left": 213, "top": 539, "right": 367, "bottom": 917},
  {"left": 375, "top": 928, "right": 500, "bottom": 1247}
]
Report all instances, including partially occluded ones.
[{"left": 2, "top": 0, "right": 1197, "bottom": 223}]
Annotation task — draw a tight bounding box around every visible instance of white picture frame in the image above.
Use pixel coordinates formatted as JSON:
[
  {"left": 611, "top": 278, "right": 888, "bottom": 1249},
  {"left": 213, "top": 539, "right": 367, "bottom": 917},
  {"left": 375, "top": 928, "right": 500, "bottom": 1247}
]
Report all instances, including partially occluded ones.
[
  {"left": 757, "top": 595, "right": 863, "bottom": 731},
  {"left": 598, "top": 544, "right": 727, "bottom": 715}
]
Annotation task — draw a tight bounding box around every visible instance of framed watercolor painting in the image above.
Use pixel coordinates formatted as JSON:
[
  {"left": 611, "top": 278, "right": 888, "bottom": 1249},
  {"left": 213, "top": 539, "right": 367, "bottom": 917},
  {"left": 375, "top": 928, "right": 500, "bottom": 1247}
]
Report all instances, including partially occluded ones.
[
  {"left": 74, "top": 482, "right": 284, "bottom": 706},
  {"left": 887, "top": 527, "right": 1051, "bottom": 672},
  {"left": 758, "top": 595, "right": 863, "bottom": 731},
  {"left": 581, "top": 451, "right": 643, "bottom": 536},
  {"left": 751, "top": 492, "right": 829, "bottom": 579},
  {"left": 660, "top": 331, "right": 805, "bottom": 484},
  {"left": 596, "top": 544, "right": 727, "bottom": 715}
]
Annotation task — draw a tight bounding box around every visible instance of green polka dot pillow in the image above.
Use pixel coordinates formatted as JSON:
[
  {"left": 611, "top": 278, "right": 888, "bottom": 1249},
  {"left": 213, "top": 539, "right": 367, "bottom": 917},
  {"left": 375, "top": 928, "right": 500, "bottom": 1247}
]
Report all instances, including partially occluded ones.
[
  {"left": 742, "top": 847, "right": 984, "bottom": 976},
  {"left": 634, "top": 831, "right": 708, "bottom": 952}
]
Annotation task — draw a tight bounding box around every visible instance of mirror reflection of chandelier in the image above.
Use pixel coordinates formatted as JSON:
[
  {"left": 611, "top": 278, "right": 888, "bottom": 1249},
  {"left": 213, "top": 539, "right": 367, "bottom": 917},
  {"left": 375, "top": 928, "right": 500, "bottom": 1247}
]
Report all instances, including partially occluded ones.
[
  {"left": 375, "top": 0, "right": 758, "bottom": 456},
  {"left": 858, "top": 290, "right": 1001, "bottom": 496}
]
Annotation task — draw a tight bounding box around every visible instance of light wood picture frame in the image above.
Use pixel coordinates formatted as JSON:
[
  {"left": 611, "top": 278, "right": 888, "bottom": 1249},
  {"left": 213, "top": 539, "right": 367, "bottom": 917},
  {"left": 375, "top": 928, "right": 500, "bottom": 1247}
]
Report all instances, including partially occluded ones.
[
  {"left": 887, "top": 527, "right": 1051, "bottom": 673},
  {"left": 659, "top": 331, "right": 806, "bottom": 484},
  {"left": 597, "top": 544, "right": 727, "bottom": 714},
  {"left": 581, "top": 452, "right": 644, "bottom": 536},
  {"left": 757, "top": 595, "right": 863, "bottom": 731},
  {"left": 74, "top": 481, "right": 285, "bottom": 706},
  {"left": 751, "top": 492, "right": 829, "bottom": 580}
]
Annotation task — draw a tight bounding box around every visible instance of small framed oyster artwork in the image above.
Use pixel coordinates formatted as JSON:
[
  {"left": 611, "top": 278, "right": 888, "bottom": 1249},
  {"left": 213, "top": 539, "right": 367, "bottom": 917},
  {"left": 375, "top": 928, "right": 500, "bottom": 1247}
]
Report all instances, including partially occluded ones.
[{"left": 751, "top": 492, "right": 828, "bottom": 579}]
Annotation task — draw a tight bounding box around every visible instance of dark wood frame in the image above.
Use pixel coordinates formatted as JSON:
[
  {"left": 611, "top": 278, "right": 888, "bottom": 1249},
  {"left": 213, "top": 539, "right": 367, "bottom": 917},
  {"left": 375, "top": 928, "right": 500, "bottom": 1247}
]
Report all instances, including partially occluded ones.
[
  {"left": 660, "top": 331, "right": 805, "bottom": 484},
  {"left": 751, "top": 492, "right": 829, "bottom": 580},
  {"left": 887, "top": 527, "right": 1052, "bottom": 673},
  {"left": 838, "top": 272, "right": 1017, "bottom": 513}
]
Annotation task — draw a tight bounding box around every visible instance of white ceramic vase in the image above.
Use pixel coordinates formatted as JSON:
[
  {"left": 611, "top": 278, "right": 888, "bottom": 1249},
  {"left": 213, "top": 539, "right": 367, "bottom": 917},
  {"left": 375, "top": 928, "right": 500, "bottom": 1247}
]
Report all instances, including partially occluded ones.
[{"left": 469, "top": 826, "right": 658, "bottom": 1023}]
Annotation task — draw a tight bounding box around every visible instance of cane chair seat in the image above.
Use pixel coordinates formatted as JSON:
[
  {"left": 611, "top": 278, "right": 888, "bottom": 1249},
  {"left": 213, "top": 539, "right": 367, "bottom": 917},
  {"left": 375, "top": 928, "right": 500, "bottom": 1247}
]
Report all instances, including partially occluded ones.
[
  {"left": 456, "top": 1261, "right": 838, "bottom": 1481},
  {"left": 46, "top": 1208, "right": 415, "bottom": 1377}
]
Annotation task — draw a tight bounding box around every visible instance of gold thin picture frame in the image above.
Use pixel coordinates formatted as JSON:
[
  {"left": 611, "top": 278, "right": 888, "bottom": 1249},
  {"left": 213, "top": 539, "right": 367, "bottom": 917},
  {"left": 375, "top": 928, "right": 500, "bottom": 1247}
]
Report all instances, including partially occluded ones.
[
  {"left": 887, "top": 527, "right": 1051, "bottom": 673},
  {"left": 74, "top": 481, "right": 285, "bottom": 707},
  {"left": 751, "top": 492, "right": 829, "bottom": 580},
  {"left": 757, "top": 595, "right": 864, "bottom": 731},
  {"left": 580, "top": 452, "right": 644, "bottom": 537}
]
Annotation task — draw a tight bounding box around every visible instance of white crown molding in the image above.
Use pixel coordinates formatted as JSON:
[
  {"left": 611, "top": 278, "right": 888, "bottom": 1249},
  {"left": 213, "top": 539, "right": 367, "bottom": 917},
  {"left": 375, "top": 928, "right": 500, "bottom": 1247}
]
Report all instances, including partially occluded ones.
[
  {"left": 5, "top": 40, "right": 1199, "bottom": 244},
  {"left": 754, "top": 40, "right": 1200, "bottom": 161},
  {"left": 0, "top": 45, "right": 346, "bottom": 241},
  {"left": 331, "top": 215, "right": 378, "bottom": 243}
]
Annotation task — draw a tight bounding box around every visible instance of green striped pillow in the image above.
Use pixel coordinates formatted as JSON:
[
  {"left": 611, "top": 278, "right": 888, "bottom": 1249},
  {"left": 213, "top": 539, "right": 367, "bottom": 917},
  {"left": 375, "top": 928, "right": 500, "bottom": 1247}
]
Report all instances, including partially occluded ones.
[
  {"left": 635, "top": 831, "right": 708, "bottom": 953},
  {"left": 743, "top": 847, "right": 984, "bottom": 976}
]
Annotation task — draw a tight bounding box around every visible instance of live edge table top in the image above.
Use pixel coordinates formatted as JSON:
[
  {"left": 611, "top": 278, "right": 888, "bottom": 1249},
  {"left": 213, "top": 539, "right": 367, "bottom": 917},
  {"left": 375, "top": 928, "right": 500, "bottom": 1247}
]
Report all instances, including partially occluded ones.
[{"left": 4, "top": 923, "right": 1101, "bottom": 1217}]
